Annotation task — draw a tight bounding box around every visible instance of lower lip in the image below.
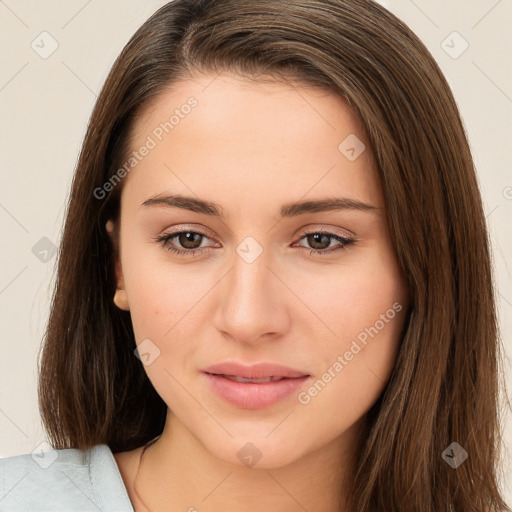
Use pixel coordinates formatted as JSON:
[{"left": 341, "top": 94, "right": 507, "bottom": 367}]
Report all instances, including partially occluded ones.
[{"left": 203, "top": 373, "right": 310, "bottom": 409}]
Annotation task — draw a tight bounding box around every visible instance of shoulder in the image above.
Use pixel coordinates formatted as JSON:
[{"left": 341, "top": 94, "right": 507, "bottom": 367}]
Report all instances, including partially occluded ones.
[{"left": 0, "top": 444, "right": 134, "bottom": 511}]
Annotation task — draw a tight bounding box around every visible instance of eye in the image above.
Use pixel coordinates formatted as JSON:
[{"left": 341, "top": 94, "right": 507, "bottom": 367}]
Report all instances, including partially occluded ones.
[
  {"left": 294, "top": 231, "right": 356, "bottom": 255},
  {"left": 153, "top": 228, "right": 357, "bottom": 257},
  {"left": 153, "top": 229, "right": 218, "bottom": 257}
]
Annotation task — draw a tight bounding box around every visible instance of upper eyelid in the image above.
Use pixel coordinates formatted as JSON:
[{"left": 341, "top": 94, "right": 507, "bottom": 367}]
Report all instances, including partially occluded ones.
[
  {"left": 300, "top": 226, "right": 354, "bottom": 239},
  {"left": 160, "top": 225, "right": 218, "bottom": 243}
]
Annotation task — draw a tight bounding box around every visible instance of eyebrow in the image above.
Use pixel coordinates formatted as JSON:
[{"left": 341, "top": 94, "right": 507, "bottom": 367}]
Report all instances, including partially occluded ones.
[{"left": 141, "top": 194, "right": 379, "bottom": 217}]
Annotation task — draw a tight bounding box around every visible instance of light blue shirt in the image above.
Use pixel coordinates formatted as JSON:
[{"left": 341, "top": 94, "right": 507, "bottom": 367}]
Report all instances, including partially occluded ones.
[{"left": 0, "top": 444, "right": 134, "bottom": 511}]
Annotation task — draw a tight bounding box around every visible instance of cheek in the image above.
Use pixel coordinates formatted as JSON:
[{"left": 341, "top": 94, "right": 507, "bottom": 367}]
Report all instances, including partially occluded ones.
[
  {"left": 291, "top": 249, "right": 408, "bottom": 411},
  {"left": 292, "top": 247, "right": 407, "bottom": 350},
  {"left": 323, "top": 270, "right": 405, "bottom": 350},
  {"left": 120, "top": 228, "right": 210, "bottom": 339},
  {"left": 122, "top": 260, "right": 210, "bottom": 409},
  {"left": 126, "top": 271, "right": 215, "bottom": 374}
]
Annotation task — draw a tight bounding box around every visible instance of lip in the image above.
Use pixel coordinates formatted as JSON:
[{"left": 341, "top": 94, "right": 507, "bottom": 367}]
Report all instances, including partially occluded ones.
[
  {"left": 201, "top": 361, "right": 311, "bottom": 409},
  {"left": 202, "top": 361, "right": 309, "bottom": 379}
]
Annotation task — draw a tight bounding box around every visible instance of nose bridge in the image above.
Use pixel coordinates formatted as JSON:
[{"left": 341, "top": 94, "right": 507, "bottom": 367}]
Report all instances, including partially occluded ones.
[
  {"left": 213, "top": 237, "right": 289, "bottom": 343},
  {"left": 228, "top": 239, "right": 275, "bottom": 313}
]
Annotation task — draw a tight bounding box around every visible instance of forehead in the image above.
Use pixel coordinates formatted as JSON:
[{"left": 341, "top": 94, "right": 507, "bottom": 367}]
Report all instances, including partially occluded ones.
[
  {"left": 132, "top": 72, "right": 367, "bottom": 144},
  {"left": 122, "top": 72, "right": 383, "bottom": 215}
]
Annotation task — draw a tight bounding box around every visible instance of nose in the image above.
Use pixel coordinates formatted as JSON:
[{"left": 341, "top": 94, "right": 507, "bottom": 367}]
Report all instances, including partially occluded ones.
[{"left": 212, "top": 243, "right": 291, "bottom": 346}]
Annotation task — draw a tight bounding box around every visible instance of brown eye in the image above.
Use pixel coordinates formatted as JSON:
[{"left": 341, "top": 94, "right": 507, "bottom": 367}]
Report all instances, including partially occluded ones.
[
  {"left": 296, "top": 231, "right": 356, "bottom": 255},
  {"left": 306, "top": 233, "right": 332, "bottom": 251},
  {"left": 154, "top": 229, "right": 356, "bottom": 258},
  {"left": 177, "top": 232, "right": 203, "bottom": 249},
  {"left": 153, "top": 229, "right": 218, "bottom": 257}
]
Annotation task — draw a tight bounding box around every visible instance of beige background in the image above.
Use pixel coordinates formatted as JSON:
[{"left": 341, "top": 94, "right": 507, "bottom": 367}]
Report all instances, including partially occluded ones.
[{"left": 0, "top": 0, "right": 510, "bottom": 504}]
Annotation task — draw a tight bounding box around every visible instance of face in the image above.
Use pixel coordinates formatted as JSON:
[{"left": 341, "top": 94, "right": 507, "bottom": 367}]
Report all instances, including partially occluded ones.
[{"left": 110, "top": 72, "right": 409, "bottom": 469}]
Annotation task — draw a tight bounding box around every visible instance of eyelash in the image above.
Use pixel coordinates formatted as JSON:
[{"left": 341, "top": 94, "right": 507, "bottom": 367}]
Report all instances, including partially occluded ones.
[{"left": 153, "top": 229, "right": 357, "bottom": 257}]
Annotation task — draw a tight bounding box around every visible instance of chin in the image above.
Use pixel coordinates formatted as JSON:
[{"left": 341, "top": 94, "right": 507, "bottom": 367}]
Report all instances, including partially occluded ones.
[{"left": 204, "top": 433, "right": 307, "bottom": 470}]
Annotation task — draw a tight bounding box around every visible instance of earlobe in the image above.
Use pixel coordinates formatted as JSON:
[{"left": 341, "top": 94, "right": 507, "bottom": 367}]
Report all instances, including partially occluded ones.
[
  {"left": 113, "top": 289, "right": 130, "bottom": 311},
  {"left": 106, "top": 219, "right": 128, "bottom": 307},
  {"left": 106, "top": 219, "right": 115, "bottom": 235}
]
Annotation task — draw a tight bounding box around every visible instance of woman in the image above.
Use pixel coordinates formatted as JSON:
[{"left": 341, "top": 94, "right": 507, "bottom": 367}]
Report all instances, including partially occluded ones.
[{"left": 0, "top": 0, "right": 509, "bottom": 511}]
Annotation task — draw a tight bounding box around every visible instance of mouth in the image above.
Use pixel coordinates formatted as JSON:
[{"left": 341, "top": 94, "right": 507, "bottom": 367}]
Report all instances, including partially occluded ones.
[
  {"left": 204, "top": 373, "right": 306, "bottom": 384},
  {"left": 202, "top": 361, "right": 310, "bottom": 380},
  {"left": 201, "top": 367, "right": 311, "bottom": 409}
]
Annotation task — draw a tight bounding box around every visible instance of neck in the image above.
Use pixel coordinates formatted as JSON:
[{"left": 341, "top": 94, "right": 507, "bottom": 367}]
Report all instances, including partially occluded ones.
[{"left": 133, "top": 410, "right": 363, "bottom": 512}]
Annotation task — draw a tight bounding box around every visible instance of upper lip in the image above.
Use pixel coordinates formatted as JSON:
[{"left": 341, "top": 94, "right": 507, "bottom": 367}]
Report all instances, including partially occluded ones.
[{"left": 202, "top": 362, "right": 310, "bottom": 379}]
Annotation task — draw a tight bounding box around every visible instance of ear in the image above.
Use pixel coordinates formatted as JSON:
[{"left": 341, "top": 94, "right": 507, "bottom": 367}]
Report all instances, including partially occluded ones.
[{"left": 106, "top": 219, "right": 125, "bottom": 290}]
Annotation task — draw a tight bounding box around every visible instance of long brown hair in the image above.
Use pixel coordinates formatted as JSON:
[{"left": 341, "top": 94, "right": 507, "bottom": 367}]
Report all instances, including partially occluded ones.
[{"left": 38, "top": 1, "right": 510, "bottom": 510}]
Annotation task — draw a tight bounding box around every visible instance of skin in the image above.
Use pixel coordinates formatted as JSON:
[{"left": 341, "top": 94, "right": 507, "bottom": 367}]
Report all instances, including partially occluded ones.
[{"left": 110, "top": 72, "right": 409, "bottom": 512}]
